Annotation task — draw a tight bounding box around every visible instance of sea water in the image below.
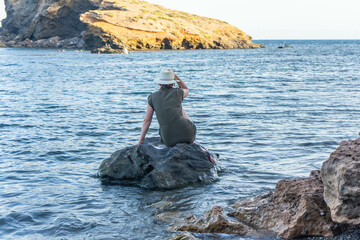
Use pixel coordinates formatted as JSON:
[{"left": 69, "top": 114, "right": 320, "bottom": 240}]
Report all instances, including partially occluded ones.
[{"left": 0, "top": 40, "right": 360, "bottom": 239}]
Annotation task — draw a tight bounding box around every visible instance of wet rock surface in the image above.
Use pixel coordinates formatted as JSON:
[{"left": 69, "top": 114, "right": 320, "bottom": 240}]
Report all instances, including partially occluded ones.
[
  {"left": 165, "top": 231, "right": 199, "bottom": 240},
  {"left": 170, "top": 206, "right": 253, "bottom": 236},
  {"left": 321, "top": 137, "right": 360, "bottom": 225},
  {"left": 2, "top": 35, "right": 85, "bottom": 49},
  {"left": 98, "top": 137, "right": 221, "bottom": 189}
]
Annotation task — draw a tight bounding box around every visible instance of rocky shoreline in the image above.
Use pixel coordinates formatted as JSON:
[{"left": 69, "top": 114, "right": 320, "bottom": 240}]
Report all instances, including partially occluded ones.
[
  {"left": 98, "top": 135, "right": 360, "bottom": 239},
  {"left": 0, "top": 0, "right": 263, "bottom": 53},
  {"left": 164, "top": 136, "right": 360, "bottom": 239},
  {"left": 0, "top": 33, "right": 85, "bottom": 49}
]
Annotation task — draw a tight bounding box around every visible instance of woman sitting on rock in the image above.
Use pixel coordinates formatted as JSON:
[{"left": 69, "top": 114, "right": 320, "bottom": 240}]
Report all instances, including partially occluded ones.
[{"left": 137, "top": 69, "right": 196, "bottom": 147}]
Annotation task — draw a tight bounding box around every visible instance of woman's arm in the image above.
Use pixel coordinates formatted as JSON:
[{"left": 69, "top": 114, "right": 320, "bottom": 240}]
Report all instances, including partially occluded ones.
[
  {"left": 174, "top": 73, "right": 189, "bottom": 98},
  {"left": 138, "top": 104, "right": 154, "bottom": 145}
]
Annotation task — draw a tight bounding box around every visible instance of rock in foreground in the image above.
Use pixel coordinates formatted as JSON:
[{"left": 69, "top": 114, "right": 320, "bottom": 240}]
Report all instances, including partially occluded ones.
[
  {"left": 166, "top": 231, "right": 199, "bottom": 240},
  {"left": 98, "top": 137, "right": 220, "bottom": 189},
  {"left": 171, "top": 170, "right": 350, "bottom": 239},
  {"left": 321, "top": 137, "right": 360, "bottom": 225},
  {"left": 169, "top": 137, "right": 360, "bottom": 239},
  {"left": 170, "top": 206, "right": 253, "bottom": 236},
  {"left": 230, "top": 170, "right": 347, "bottom": 239}
]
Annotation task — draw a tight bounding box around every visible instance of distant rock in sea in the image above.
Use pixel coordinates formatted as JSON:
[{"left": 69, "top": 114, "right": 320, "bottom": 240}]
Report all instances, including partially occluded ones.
[{"left": 0, "top": 0, "right": 262, "bottom": 52}]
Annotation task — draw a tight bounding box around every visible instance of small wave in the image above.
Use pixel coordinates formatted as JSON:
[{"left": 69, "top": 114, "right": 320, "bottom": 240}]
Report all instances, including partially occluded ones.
[
  {"left": 46, "top": 150, "right": 66, "bottom": 156},
  {"left": 299, "top": 141, "right": 339, "bottom": 147},
  {"left": 10, "top": 150, "right": 32, "bottom": 155},
  {"left": 76, "top": 131, "right": 113, "bottom": 137},
  {"left": 0, "top": 212, "right": 37, "bottom": 232},
  {"left": 106, "top": 91, "right": 118, "bottom": 95},
  {"left": 40, "top": 215, "right": 99, "bottom": 237},
  {"left": 0, "top": 123, "right": 20, "bottom": 128},
  {"left": 3, "top": 63, "right": 19, "bottom": 67}
]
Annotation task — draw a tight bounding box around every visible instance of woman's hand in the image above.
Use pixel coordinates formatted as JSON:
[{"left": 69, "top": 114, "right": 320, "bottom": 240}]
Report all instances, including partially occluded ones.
[
  {"left": 173, "top": 73, "right": 189, "bottom": 98},
  {"left": 174, "top": 73, "right": 180, "bottom": 81}
]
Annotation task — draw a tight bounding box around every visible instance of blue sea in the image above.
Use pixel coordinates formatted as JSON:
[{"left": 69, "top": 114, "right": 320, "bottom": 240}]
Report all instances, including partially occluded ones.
[{"left": 0, "top": 40, "right": 360, "bottom": 239}]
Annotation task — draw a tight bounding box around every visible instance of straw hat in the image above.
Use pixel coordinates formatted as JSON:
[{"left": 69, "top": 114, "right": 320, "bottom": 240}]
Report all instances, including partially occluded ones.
[{"left": 155, "top": 69, "right": 177, "bottom": 84}]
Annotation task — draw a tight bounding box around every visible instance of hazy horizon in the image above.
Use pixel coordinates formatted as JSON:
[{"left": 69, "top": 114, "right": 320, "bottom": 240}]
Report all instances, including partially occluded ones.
[{"left": 1, "top": 0, "right": 360, "bottom": 39}]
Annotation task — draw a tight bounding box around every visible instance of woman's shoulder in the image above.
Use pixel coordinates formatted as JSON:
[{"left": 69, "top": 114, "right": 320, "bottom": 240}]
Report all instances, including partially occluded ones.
[
  {"left": 175, "top": 88, "right": 184, "bottom": 100},
  {"left": 151, "top": 87, "right": 182, "bottom": 98},
  {"left": 166, "top": 87, "right": 183, "bottom": 99},
  {"left": 148, "top": 89, "right": 161, "bottom": 102}
]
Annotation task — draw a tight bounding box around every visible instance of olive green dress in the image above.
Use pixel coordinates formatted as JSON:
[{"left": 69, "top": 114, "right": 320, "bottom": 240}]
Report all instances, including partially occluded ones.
[{"left": 148, "top": 85, "right": 196, "bottom": 147}]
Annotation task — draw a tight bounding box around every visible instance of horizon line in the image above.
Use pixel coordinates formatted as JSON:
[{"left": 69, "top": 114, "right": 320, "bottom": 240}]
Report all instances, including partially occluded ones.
[{"left": 253, "top": 39, "right": 360, "bottom": 41}]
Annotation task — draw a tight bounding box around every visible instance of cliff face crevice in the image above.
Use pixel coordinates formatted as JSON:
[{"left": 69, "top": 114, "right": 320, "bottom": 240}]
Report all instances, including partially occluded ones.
[
  {"left": 1, "top": 0, "right": 262, "bottom": 51},
  {"left": 2, "top": 0, "right": 100, "bottom": 40}
]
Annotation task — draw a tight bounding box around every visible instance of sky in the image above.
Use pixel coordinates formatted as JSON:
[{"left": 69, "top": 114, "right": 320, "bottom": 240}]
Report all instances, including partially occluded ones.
[{"left": 1, "top": 0, "right": 359, "bottom": 39}]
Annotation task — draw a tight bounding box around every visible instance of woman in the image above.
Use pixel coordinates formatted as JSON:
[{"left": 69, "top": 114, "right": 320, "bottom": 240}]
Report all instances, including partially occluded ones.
[{"left": 137, "top": 69, "right": 196, "bottom": 147}]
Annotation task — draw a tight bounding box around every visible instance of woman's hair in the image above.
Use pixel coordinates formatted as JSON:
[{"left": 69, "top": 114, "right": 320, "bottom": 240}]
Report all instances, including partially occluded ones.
[{"left": 160, "top": 84, "right": 174, "bottom": 87}]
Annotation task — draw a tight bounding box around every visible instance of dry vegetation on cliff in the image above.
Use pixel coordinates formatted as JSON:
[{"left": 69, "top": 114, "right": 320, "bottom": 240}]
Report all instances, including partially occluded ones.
[
  {"left": 81, "top": 0, "right": 260, "bottom": 50},
  {"left": 1, "top": 0, "right": 262, "bottom": 51}
]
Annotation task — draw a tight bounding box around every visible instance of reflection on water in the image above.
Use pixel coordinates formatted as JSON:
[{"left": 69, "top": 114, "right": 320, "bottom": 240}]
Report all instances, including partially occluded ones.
[{"left": 0, "top": 40, "right": 360, "bottom": 239}]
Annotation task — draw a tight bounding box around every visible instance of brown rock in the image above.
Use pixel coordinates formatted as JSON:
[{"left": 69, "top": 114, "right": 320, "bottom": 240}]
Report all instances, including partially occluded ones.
[
  {"left": 22, "top": 38, "right": 33, "bottom": 47},
  {"left": 165, "top": 231, "right": 199, "bottom": 240},
  {"left": 321, "top": 137, "right": 360, "bottom": 225},
  {"left": 170, "top": 206, "right": 252, "bottom": 236},
  {"left": 230, "top": 170, "right": 346, "bottom": 239},
  {"left": 5, "top": 40, "right": 17, "bottom": 47},
  {"left": 156, "top": 211, "right": 184, "bottom": 224}
]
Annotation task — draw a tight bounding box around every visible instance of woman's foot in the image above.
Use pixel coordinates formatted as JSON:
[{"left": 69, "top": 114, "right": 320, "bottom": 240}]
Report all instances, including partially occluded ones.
[{"left": 197, "top": 144, "right": 215, "bottom": 164}]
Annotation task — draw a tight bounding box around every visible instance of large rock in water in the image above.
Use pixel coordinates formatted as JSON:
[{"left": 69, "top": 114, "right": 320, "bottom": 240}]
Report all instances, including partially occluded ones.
[
  {"left": 1, "top": 0, "right": 262, "bottom": 50},
  {"left": 321, "top": 137, "right": 360, "bottom": 225},
  {"left": 230, "top": 170, "right": 348, "bottom": 239},
  {"left": 98, "top": 137, "right": 220, "bottom": 189}
]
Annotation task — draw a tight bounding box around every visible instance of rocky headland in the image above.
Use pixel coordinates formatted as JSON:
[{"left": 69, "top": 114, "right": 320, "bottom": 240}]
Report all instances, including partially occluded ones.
[
  {"left": 0, "top": 0, "right": 262, "bottom": 52},
  {"left": 164, "top": 136, "right": 360, "bottom": 239}
]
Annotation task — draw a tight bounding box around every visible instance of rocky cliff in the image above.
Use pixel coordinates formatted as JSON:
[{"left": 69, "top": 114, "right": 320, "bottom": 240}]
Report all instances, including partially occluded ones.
[{"left": 0, "top": 0, "right": 262, "bottom": 51}]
